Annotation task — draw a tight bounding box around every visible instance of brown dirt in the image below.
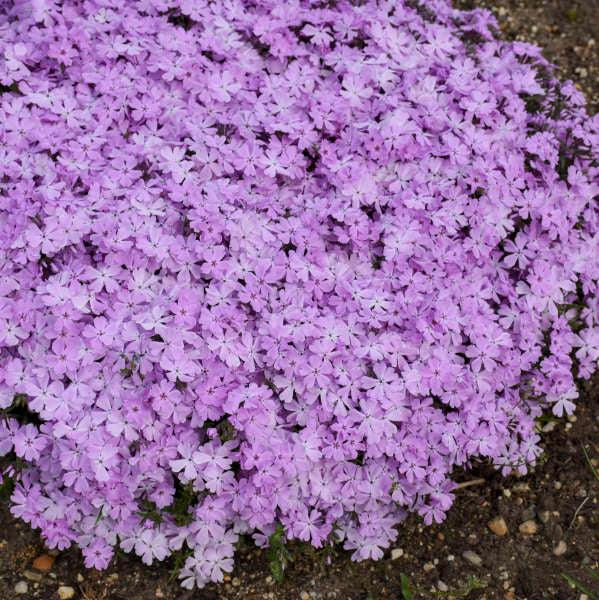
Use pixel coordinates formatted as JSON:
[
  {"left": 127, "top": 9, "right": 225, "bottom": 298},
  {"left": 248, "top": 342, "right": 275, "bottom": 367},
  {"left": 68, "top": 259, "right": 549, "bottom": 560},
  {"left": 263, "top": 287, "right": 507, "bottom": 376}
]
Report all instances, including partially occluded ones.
[
  {"left": 454, "top": 0, "right": 599, "bottom": 114},
  {"left": 1, "top": 2, "right": 598, "bottom": 599}
]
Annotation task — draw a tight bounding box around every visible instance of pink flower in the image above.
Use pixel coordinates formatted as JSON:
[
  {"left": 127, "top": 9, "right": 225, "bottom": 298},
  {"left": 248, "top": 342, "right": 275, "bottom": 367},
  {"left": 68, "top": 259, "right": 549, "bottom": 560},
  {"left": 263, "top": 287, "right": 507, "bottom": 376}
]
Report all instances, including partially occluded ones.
[
  {"left": 13, "top": 424, "right": 47, "bottom": 461},
  {"left": 83, "top": 539, "right": 114, "bottom": 570}
]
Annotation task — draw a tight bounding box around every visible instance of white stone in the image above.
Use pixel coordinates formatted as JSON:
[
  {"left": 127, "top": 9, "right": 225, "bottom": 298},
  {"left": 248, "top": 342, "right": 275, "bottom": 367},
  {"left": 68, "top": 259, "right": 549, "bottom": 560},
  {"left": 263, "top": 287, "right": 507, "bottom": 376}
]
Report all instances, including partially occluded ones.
[
  {"left": 519, "top": 520, "right": 539, "bottom": 535},
  {"left": 554, "top": 540, "right": 568, "bottom": 556},
  {"left": 462, "top": 550, "right": 482, "bottom": 567},
  {"left": 391, "top": 548, "right": 404, "bottom": 560},
  {"left": 58, "top": 586, "right": 75, "bottom": 600},
  {"left": 15, "top": 582, "right": 28, "bottom": 595}
]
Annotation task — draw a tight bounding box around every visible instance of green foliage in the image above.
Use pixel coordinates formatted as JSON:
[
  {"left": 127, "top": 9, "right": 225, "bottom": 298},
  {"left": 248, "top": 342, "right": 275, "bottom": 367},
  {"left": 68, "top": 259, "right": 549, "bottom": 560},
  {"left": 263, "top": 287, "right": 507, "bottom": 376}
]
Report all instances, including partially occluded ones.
[
  {"left": 133, "top": 481, "right": 199, "bottom": 529},
  {"left": 138, "top": 498, "right": 165, "bottom": 525},
  {"left": 399, "top": 572, "right": 486, "bottom": 599},
  {"left": 169, "top": 546, "right": 194, "bottom": 583},
  {"left": 119, "top": 352, "right": 140, "bottom": 378},
  {"left": 0, "top": 471, "right": 15, "bottom": 497},
  {"left": 400, "top": 573, "right": 413, "bottom": 600},
  {"left": 0, "top": 81, "right": 22, "bottom": 95},
  {"left": 0, "top": 394, "right": 42, "bottom": 429},
  {"left": 266, "top": 523, "right": 294, "bottom": 582},
  {"left": 582, "top": 444, "right": 599, "bottom": 484},
  {"left": 164, "top": 481, "right": 198, "bottom": 527},
  {"left": 562, "top": 568, "right": 599, "bottom": 600}
]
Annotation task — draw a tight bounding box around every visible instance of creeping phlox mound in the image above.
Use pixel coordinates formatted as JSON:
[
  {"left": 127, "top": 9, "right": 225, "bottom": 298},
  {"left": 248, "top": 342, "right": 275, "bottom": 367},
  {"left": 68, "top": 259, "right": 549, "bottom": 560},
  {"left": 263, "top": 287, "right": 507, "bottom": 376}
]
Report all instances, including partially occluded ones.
[{"left": 1, "top": 0, "right": 599, "bottom": 588}]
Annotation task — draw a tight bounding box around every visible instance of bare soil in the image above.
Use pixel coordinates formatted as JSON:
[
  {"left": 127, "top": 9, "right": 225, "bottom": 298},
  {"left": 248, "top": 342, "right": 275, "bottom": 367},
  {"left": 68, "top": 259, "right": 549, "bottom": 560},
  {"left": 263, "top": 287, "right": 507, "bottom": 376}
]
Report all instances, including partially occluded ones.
[{"left": 0, "top": 1, "right": 598, "bottom": 599}]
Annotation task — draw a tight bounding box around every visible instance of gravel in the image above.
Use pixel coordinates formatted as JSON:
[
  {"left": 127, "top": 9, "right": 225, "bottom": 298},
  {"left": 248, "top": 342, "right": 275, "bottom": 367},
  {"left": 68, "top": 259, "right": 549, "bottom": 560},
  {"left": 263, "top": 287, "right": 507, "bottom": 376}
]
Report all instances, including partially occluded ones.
[
  {"left": 462, "top": 551, "right": 483, "bottom": 567},
  {"left": 553, "top": 540, "right": 568, "bottom": 556},
  {"left": 391, "top": 548, "right": 404, "bottom": 560},
  {"left": 519, "top": 520, "right": 539, "bottom": 535},
  {"left": 14, "top": 582, "right": 28, "bottom": 595},
  {"left": 488, "top": 516, "right": 508, "bottom": 536},
  {"left": 57, "top": 586, "right": 75, "bottom": 600}
]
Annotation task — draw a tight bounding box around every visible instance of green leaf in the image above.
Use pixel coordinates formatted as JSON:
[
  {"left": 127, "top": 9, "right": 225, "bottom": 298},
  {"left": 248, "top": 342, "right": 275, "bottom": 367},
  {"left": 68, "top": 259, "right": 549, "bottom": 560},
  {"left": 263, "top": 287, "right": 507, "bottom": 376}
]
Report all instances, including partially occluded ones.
[
  {"left": 582, "top": 445, "right": 599, "bottom": 484},
  {"left": 270, "top": 558, "right": 284, "bottom": 582},
  {"left": 585, "top": 566, "right": 599, "bottom": 584},
  {"left": 400, "top": 573, "right": 413, "bottom": 600},
  {"left": 562, "top": 574, "right": 597, "bottom": 600},
  {"left": 268, "top": 523, "right": 285, "bottom": 550},
  {"left": 463, "top": 575, "right": 486, "bottom": 594},
  {"left": 0, "top": 473, "right": 15, "bottom": 497}
]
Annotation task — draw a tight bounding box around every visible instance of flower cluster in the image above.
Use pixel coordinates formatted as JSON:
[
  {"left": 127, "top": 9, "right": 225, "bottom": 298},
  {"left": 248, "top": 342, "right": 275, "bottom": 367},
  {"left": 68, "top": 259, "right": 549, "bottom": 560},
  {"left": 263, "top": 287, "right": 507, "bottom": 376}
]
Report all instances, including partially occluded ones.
[{"left": 1, "top": 0, "right": 598, "bottom": 588}]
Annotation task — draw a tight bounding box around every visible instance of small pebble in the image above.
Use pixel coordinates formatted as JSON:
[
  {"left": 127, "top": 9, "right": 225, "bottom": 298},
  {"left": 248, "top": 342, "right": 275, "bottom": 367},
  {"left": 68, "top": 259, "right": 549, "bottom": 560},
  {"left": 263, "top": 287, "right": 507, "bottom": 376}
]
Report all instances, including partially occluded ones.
[
  {"left": 462, "top": 550, "right": 482, "bottom": 567},
  {"left": 76, "top": 574, "right": 84, "bottom": 583},
  {"left": 513, "top": 483, "right": 530, "bottom": 493},
  {"left": 554, "top": 540, "right": 567, "bottom": 556},
  {"left": 33, "top": 554, "right": 55, "bottom": 572},
  {"left": 232, "top": 577, "right": 241, "bottom": 587},
  {"left": 301, "top": 592, "right": 310, "bottom": 600},
  {"left": 57, "top": 586, "right": 75, "bottom": 600},
  {"left": 488, "top": 516, "right": 508, "bottom": 536},
  {"left": 521, "top": 505, "right": 536, "bottom": 522},
  {"left": 15, "top": 581, "right": 28, "bottom": 595},
  {"left": 438, "top": 581, "right": 449, "bottom": 592},
  {"left": 24, "top": 569, "right": 43, "bottom": 582},
  {"left": 391, "top": 548, "right": 404, "bottom": 560},
  {"left": 539, "top": 511, "right": 551, "bottom": 524},
  {"left": 519, "top": 520, "right": 539, "bottom": 535},
  {"left": 423, "top": 562, "right": 434, "bottom": 572}
]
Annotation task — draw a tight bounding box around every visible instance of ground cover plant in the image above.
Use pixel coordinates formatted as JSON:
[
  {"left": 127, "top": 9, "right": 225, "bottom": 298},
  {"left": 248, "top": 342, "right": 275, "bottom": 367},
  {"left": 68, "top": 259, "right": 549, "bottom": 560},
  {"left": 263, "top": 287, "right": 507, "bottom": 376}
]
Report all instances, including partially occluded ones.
[{"left": 0, "top": 0, "right": 598, "bottom": 591}]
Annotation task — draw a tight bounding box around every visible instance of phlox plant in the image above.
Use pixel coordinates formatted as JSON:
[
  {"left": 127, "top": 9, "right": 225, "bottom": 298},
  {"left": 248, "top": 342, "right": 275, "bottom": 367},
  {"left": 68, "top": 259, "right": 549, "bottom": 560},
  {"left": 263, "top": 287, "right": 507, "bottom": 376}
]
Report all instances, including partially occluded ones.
[{"left": 0, "top": 0, "right": 598, "bottom": 589}]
